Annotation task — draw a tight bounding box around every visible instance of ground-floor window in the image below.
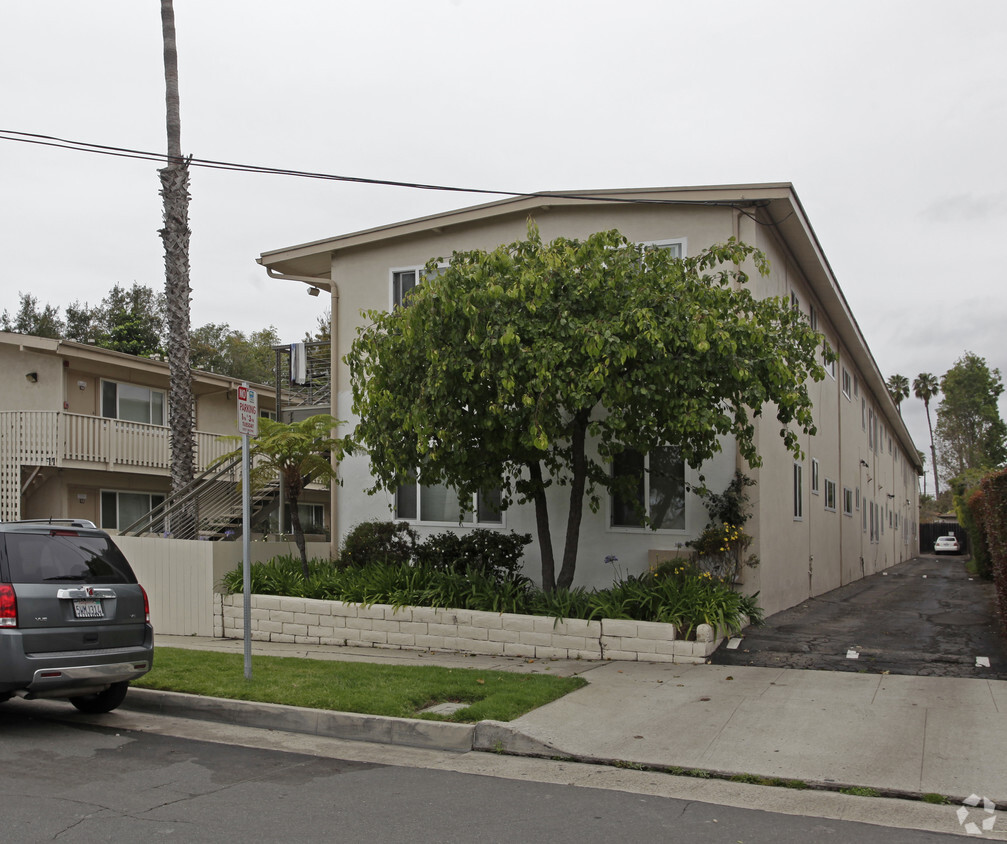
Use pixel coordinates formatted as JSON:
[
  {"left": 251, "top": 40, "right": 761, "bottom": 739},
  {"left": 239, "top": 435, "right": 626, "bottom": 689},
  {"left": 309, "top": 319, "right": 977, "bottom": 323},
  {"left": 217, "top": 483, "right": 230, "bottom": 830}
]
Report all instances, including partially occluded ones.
[
  {"left": 610, "top": 446, "right": 685, "bottom": 530},
  {"left": 100, "top": 490, "right": 165, "bottom": 531},
  {"left": 395, "top": 475, "right": 502, "bottom": 525}
]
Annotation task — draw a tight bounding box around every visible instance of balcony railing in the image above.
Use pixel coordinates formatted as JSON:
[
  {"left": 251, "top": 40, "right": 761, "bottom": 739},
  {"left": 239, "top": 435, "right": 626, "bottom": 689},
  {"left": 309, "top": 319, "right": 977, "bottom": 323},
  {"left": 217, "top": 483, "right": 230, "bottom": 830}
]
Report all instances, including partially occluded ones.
[{"left": 1, "top": 411, "right": 234, "bottom": 473}]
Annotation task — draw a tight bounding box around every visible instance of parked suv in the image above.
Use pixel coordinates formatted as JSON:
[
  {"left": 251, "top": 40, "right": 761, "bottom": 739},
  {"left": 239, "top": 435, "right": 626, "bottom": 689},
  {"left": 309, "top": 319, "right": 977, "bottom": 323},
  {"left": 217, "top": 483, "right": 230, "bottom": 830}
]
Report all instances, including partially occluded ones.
[{"left": 0, "top": 519, "right": 153, "bottom": 713}]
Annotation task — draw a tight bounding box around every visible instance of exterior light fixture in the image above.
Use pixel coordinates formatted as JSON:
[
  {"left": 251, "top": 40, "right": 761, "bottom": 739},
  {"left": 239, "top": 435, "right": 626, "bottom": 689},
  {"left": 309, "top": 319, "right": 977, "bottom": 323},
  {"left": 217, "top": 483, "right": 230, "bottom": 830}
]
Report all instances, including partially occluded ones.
[
  {"left": 307, "top": 287, "right": 321, "bottom": 297},
  {"left": 25, "top": 371, "right": 38, "bottom": 383}
]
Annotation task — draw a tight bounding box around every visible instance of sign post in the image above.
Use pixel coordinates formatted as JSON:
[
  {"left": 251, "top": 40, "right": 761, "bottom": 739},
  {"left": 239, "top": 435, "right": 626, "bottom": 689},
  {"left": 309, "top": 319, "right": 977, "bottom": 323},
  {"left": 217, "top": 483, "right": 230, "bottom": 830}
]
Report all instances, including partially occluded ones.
[{"left": 236, "top": 383, "right": 259, "bottom": 680}]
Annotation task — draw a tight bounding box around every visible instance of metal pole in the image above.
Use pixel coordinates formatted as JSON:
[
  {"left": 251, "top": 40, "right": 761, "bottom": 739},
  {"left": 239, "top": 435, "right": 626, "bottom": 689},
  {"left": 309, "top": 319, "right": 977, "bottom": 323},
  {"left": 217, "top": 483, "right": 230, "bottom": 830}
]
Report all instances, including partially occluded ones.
[{"left": 242, "top": 422, "right": 252, "bottom": 680}]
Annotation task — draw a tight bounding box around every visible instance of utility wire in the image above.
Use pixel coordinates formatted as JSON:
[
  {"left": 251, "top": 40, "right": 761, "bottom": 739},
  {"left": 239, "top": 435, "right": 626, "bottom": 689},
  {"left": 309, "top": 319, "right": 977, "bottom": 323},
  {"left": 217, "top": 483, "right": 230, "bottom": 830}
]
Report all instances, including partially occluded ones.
[{"left": 0, "top": 129, "right": 786, "bottom": 223}]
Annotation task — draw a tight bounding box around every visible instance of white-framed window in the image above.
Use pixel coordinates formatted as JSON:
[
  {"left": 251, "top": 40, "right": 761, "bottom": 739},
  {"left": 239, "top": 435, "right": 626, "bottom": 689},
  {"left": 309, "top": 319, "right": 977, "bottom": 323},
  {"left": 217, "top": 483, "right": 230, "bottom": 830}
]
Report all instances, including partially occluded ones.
[
  {"left": 809, "top": 303, "right": 818, "bottom": 331},
  {"left": 396, "top": 474, "right": 502, "bottom": 525},
  {"left": 863, "top": 501, "right": 868, "bottom": 534},
  {"left": 101, "top": 380, "right": 165, "bottom": 426},
  {"left": 390, "top": 263, "right": 447, "bottom": 308},
  {"left": 855, "top": 486, "right": 861, "bottom": 511},
  {"left": 811, "top": 458, "right": 820, "bottom": 494},
  {"left": 278, "top": 503, "right": 326, "bottom": 535},
  {"left": 641, "top": 238, "right": 686, "bottom": 259},
  {"left": 793, "top": 462, "right": 804, "bottom": 520},
  {"left": 259, "top": 408, "right": 277, "bottom": 421},
  {"left": 824, "top": 479, "right": 837, "bottom": 512},
  {"left": 843, "top": 487, "right": 853, "bottom": 516},
  {"left": 823, "top": 342, "right": 836, "bottom": 379},
  {"left": 100, "top": 489, "right": 165, "bottom": 531},
  {"left": 610, "top": 446, "right": 685, "bottom": 531},
  {"left": 862, "top": 397, "right": 867, "bottom": 431},
  {"left": 842, "top": 368, "right": 852, "bottom": 399},
  {"left": 854, "top": 374, "right": 860, "bottom": 397},
  {"left": 790, "top": 291, "right": 801, "bottom": 311}
]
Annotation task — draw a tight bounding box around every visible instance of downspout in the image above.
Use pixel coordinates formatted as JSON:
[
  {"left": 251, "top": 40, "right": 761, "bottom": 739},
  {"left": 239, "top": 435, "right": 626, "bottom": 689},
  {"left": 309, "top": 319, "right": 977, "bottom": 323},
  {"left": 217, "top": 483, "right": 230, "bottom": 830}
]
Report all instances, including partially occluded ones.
[{"left": 261, "top": 267, "right": 340, "bottom": 561}]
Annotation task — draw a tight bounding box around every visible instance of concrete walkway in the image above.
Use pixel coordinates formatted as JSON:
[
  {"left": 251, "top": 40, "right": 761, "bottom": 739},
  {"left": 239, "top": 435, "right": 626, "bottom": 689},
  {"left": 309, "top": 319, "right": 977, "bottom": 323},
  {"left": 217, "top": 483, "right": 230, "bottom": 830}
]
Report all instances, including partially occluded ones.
[{"left": 146, "top": 633, "right": 1007, "bottom": 810}]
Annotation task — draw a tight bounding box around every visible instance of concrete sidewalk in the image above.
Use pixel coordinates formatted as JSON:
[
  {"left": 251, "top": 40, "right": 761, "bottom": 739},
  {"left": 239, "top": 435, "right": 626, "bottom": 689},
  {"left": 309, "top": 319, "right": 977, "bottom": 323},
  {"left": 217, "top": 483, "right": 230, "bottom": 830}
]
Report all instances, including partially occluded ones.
[{"left": 144, "top": 634, "right": 1007, "bottom": 809}]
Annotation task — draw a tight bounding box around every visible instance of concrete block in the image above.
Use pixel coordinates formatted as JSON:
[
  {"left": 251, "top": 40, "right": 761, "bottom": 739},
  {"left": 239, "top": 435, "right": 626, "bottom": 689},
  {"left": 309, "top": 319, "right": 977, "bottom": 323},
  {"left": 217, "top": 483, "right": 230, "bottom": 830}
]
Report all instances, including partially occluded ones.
[
  {"left": 330, "top": 602, "right": 358, "bottom": 618},
  {"left": 600, "top": 619, "right": 639, "bottom": 638},
  {"left": 303, "top": 598, "right": 334, "bottom": 616},
  {"left": 294, "top": 613, "right": 320, "bottom": 627},
  {"left": 222, "top": 605, "right": 242, "bottom": 619},
  {"left": 250, "top": 608, "right": 270, "bottom": 621},
  {"left": 532, "top": 617, "right": 559, "bottom": 634},
  {"left": 356, "top": 604, "right": 390, "bottom": 620},
  {"left": 695, "top": 623, "right": 715, "bottom": 643},
  {"left": 259, "top": 620, "right": 283, "bottom": 634},
  {"left": 487, "top": 628, "right": 520, "bottom": 644},
  {"left": 358, "top": 630, "right": 388, "bottom": 645},
  {"left": 270, "top": 610, "right": 294, "bottom": 624},
  {"left": 634, "top": 620, "right": 676, "bottom": 641},
  {"left": 270, "top": 633, "right": 295, "bottom": 643},
  {"left": 345, "top": 617, "right": 374, "bottom": 631},
  {"left": 410, "top": 607, "right": 442, "bottom": 623},
  {"left": 294, "top": 635, "right": 320, "bottom": 645},
  {"left": 570, "top": 648, "right": 603, "bottom": 660},
  {"left": 282, "top": 623, "right": 308, "bottom": 637},
  {"left": 278, "top": 597, "right": 307, "bottom": 614},
  {"left": 385, "top": 605, "right": 413, "bottom": 621},
  {"left": 518, "top": 631, "right": 556, "bottom": 647},
  {"left": 319, "top": 636, "right": 349, "bottom": 647},
  {"left": 599, "top": 649, "right": 639, "bottom": 661},
  {"left": 415, "top": 635, "right": 448, "bottom": 650},
  {"left": 552, "top": 618, "right": 601, "bottom": 638},
  {"left": 499, "top": 613, "right": 536, "bottom": 633},
  {"left": 372, "top": 619, "right": 401, "bottom": 634},
  {"left": 469, "top": 611, "right": 503, "bottom": 630},
  {"left": 254, "top": 595, "right": 282, "bottom": 610},
  {"left": 398, "top": 621, "right": 428, "bottom": 635},
  {"left": 620, "top": 637, "right": 658, "bottom": 654},
  {"left": 471, "top": 640, "right": 504, "bottom": 655},
  {"left": 428, "top": 623, "right": 460, "bottom": 637},
  {"left": 457, "top": 625, "right": 489, "bottom": 641},
  {"left": 386, "top": 632, "right": 416, "bottom": 647},
  {"left": 549, "top": 634, "right": 591, "bottom": 650},
  {"left": 308, "top": 625, "right": 334, "bottom": 639},
  {"left": 251, "top": 630, "right": 270, "bottom": 642},
  {"left": 502, "top": 642, "right": 536, "bottom": 658}
]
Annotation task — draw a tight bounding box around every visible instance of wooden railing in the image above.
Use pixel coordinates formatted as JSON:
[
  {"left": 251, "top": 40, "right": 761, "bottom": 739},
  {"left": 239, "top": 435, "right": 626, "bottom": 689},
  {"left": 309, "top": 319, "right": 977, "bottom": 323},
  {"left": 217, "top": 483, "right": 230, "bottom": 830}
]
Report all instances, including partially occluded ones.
[{"left": 2, "top": 411, "right": 233, "bottom": 473}]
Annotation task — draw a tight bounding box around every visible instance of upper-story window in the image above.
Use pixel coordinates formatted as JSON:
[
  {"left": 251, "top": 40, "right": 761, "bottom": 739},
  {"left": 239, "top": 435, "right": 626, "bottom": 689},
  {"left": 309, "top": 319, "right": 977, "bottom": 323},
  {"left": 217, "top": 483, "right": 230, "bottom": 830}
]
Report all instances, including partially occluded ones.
[
  {"left": 809, "top": 304, "right": 818, "bottom": 331},
  {"left": 610, "top": 446, "right": 685, "bottom": 531},
  {"left": 841, "top": 368, "right": 852, "bottom": 399},
  {"left": 391, "top": 264, "right": 450, "bottom": 308},
  {"left": 101, "top": 380, "right": 165, "bottom": 426}
]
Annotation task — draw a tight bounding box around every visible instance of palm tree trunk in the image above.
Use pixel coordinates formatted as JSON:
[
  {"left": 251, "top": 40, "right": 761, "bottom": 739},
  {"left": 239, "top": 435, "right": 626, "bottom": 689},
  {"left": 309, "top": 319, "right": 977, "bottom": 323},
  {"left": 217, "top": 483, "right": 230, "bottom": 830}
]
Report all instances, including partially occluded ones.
[
  {"left": 925, "top": 400, "right": 940, "bottom": 498},
  {"left": 160, "top": 0, "right": 195, "bottom": 536}
]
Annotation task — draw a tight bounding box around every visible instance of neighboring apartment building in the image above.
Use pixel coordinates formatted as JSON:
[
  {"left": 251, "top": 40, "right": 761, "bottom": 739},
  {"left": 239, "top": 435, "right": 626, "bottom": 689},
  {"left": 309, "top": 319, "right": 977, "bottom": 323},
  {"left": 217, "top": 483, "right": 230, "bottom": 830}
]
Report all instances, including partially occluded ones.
[
  {"left": 257, "top": 183, "right": 922, "bottom": 616},
  {"left": 0, "top": 333, "right": 325, "bottom": 537}
]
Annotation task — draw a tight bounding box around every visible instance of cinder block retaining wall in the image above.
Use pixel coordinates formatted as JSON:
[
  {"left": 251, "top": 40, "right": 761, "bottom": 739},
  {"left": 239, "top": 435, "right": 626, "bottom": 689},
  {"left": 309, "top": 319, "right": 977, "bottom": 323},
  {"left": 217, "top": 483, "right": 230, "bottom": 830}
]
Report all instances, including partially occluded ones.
[{"left": 215, "top": 594, "right": 724, "bottom": 663}]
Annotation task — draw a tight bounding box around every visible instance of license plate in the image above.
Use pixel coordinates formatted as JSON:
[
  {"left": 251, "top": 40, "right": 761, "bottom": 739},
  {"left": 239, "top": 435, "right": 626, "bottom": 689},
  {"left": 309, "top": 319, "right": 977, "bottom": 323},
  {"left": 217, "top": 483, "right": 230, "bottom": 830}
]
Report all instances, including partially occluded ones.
[{"left": 73, "top": 599, "right": 104, "bottom": 619}]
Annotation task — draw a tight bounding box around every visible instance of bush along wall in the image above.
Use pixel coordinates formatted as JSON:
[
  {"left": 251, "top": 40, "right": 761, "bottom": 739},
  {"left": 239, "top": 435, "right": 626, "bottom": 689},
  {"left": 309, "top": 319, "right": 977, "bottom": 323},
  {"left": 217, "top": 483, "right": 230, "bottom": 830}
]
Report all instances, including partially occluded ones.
[
  {"left": 980, "top": 468, "right": 1007, "bottom": 634},
  {"left": 957, "top": 487, "right": 991, "bottom": 578}
]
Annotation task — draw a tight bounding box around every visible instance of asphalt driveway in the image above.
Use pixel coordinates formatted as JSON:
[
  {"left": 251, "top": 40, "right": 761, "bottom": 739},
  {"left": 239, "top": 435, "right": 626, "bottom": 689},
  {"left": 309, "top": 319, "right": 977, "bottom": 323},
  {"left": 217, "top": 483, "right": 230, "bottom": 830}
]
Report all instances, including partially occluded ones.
[{"left": 711, "top": 554, "right": 1007, "bottom": 680}]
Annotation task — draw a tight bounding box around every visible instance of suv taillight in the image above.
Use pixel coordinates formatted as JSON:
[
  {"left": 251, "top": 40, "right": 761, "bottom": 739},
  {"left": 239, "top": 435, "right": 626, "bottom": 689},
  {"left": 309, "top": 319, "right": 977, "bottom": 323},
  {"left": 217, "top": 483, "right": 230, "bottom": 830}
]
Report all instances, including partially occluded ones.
[
  {"left": 0, "top": 584, "right": 18, "bottom": 628},
  {"left": 140, "top": 584, "right": 150, "bottom": 624}
]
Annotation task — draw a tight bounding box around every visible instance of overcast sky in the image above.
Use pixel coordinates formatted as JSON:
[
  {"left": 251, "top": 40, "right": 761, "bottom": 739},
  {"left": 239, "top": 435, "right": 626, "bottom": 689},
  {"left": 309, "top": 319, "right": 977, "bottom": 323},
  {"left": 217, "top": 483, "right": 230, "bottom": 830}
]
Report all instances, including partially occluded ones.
[{"left": 2, "top": 1, "right": 1005, "bottom": 477}]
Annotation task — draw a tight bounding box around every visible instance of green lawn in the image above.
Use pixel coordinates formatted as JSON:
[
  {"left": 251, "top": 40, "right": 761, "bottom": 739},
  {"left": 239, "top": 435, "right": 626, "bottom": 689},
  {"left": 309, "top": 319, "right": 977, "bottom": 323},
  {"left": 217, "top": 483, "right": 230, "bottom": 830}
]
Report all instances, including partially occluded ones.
[{"left": 133, "top": 647, "right": 586, "bottom": 723}]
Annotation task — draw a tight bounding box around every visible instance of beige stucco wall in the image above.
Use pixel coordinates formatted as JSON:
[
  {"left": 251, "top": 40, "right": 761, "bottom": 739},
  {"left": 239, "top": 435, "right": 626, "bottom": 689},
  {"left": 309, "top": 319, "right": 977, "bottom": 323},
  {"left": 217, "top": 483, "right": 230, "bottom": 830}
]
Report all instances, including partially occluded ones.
[{"left": 317, "top": 198, "right": 920, "bottom": 613}]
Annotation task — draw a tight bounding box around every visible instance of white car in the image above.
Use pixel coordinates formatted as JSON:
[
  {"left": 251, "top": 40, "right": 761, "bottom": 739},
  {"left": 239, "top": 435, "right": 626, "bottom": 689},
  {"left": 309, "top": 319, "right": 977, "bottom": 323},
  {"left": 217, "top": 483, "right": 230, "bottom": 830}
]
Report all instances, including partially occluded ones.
[{"left": 934, "top": 535, "right": 961, "bottom": 555}]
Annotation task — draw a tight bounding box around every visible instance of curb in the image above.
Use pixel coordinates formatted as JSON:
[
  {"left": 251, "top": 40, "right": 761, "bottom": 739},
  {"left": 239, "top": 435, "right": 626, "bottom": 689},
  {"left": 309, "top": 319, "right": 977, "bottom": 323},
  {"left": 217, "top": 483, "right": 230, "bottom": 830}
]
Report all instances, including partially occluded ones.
[{"left": 122, "top": 688, "right": 475, "bottom": 753}]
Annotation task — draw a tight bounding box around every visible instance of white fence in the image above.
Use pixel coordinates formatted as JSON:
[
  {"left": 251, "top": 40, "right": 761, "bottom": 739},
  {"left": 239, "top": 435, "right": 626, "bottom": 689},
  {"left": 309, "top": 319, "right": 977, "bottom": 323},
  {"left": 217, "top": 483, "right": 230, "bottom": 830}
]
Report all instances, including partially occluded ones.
[{"left": 113, "top": 536, "right": 331, "bottom": 636}]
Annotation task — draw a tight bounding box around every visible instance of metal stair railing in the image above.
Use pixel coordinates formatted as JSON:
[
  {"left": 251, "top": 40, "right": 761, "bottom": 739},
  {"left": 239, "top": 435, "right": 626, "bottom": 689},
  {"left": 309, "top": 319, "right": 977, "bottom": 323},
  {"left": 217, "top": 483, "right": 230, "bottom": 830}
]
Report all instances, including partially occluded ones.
[{"left": 119, "top": 455, "right": 280, "bottom": 540}]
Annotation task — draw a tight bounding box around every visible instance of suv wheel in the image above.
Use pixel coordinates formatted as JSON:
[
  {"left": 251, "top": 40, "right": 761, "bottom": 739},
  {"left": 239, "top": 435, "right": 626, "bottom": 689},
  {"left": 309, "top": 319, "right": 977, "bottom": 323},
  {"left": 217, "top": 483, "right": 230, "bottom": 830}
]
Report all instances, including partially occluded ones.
[{"left": 69, "top": 681, "right": 130, "bottom": 714}]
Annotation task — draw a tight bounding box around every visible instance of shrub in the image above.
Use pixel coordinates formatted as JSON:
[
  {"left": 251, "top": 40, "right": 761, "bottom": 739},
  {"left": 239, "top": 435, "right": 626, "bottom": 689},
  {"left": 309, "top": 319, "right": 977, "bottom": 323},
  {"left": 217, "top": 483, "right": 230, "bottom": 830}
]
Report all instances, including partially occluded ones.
[
  {"left": 415, "top": 529, "right": 532, "bottom": 584},
  {"left": 961, "top": 488, "right": 992, "bottom": 578},
  {"left": 980, "top": 468, "right": 1007, "bottom": 634},
  {"left": 339, "top": 520, "right": 417, "bottom": 568}
]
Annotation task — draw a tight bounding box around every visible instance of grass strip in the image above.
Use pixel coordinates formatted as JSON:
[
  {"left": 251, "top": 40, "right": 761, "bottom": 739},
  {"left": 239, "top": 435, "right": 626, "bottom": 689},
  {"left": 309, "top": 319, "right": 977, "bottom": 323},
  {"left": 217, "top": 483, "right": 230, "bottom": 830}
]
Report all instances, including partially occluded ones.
[{"left": 133, "top": 647, "right": 585, "bottom": 723}]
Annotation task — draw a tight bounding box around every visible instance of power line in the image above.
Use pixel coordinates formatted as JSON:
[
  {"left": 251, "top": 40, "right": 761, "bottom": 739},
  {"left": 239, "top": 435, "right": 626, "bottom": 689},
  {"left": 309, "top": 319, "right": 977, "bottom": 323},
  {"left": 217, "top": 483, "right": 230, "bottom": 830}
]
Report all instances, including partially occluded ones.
[{"left": 0, "top": 129, "right": 780, "bottom": 220}]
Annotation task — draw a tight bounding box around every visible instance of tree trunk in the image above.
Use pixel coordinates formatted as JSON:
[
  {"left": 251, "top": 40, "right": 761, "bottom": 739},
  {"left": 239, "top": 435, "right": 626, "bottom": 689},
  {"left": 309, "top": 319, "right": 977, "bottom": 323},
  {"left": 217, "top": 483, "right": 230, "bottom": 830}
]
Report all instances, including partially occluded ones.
[
  {"left": 556, "top": 412, "right": 589, "bottom": 591},
  {"left": 160, "top": 0, "right": 195, "bottom": 537},
  {"left": 528, "top": 461, "right": 556, "bottom": 592},
  {"left": 288, "top": 489, "right": 309, "bottom": 578},
  {"left": 925, "top": 400, "right": 940, "bottom": 498}
]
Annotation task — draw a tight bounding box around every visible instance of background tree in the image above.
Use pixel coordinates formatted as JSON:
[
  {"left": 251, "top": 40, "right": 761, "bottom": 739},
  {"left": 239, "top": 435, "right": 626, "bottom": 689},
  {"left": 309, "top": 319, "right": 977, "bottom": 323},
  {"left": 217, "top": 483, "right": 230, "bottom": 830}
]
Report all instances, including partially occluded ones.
[
  {"left": 218, "top": 415, "right": 343, "bottom": 577},
  {"left": 347, "top": 225, "right": 827, "bottom": 591},
  {"left": 886, "top": 373, "right": 909, "bottom": 416},
  {"left": 191, "top": 323, "right": 280, "bottom": 383},
  {"left": 160, "top": 0, "right": 195, "bottom": 531},
  {"left": 1, "top": 292, "right": 65, "bottom": 338},
  {"left": 913, "top": 372, "right": 941, "bottom": 498},
  {"left": 935, "top": 352, "right": 1007, "bottom": 483},
  {"left": 303, "top": 311, "right": 331, "bottom": 344}
]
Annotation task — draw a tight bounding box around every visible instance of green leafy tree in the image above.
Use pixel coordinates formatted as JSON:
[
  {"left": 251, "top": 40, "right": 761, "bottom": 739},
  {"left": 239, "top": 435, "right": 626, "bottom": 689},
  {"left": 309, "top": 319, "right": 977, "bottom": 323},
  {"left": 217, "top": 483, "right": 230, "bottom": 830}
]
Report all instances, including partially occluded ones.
[
  {"left": 913, "top": 372, "right": 940, "bottom": 498},
  {"left": 886, "top": 373, "right": 910, "bottom": 416},
  {"left": 191, "top": 323, "right": 280, "bottom": 383},
  {"left": 1, "top": 292, "right": 65, "bottom": 338},
  {"left": 97, "top": 283, "right": 165, "bottom": 356},
  {"left": 935, "top": 353, "right": 1007, "bottom": 483},
  {"left": 304, "top": 311, "right": 331, "bottom": 343},
  {"left": 218, "top": 415, "right": 343, "bottom": 577},
  {"left": 346, "top": 224, "right": 827, "bottom": 591}
]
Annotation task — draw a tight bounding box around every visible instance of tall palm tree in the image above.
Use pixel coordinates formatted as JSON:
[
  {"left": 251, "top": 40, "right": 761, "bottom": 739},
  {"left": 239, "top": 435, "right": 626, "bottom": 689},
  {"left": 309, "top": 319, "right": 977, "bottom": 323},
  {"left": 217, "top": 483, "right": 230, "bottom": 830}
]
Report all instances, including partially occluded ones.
[
  {"left": 913, "top": 372, "right": 940, "bottom": 498},
  {"left": 160, "top": 0, "right": 195, "bottom": 534},
  {"left": 886, "top": 373, "right": 910, "bottom": 416}
]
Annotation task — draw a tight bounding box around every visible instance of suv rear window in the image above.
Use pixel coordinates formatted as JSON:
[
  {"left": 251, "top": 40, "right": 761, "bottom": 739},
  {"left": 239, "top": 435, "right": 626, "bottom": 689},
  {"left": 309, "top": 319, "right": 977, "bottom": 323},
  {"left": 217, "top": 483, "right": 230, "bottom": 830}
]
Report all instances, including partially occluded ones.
[{"left": 3, "top": 532, "right": 138, "bottom": 584}]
